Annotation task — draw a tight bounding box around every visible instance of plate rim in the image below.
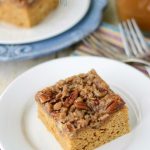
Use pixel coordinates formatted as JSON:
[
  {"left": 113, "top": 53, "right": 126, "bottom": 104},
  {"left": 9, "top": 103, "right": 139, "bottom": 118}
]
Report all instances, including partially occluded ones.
[{"left": 1, "top": 56, "right": 150, "bottom": 98}]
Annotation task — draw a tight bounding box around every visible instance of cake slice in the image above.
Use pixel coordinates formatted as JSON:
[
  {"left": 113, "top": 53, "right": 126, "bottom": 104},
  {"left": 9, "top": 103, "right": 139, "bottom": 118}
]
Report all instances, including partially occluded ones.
[
  {"left": 0, "top": 0, "right": 58, "bottom": 27},
  {"left": 35, "top": 70, "right": 130, "bottom": 150}
]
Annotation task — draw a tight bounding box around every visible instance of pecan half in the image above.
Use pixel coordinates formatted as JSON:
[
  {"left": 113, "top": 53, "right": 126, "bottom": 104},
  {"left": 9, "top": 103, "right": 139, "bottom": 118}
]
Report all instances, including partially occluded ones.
[
  {"left": 75, "top": 102, "right": 89, "bottom": 110},
  {"left": 64, "top": 90, "right": 78, "bottom": 107},
  {"left": 36, "top": 93, "right": 51, "bottom": 104},
  {"left": 53, "top": 102, "right": 62, "bottom": 110},
  {"left": 106, "top": 99, "right": 125, "bottom": 113},
  {"left": 99, "top": 88, "right": 108, "bottom": 97}
]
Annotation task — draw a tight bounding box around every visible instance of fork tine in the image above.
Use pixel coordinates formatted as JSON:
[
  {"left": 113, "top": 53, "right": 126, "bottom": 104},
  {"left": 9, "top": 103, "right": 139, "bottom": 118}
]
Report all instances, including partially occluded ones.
[
  {"left": 122, "top": 21, "right": 139, "bottom": 56},
  {"left": 121, "top": 21, "right": 139, "bottom": 56},
  {"left": 118, "top": 23, "right": 131, "bottom": 56},
  {"left": 126, "top": 19, "right": 145, "bottom": 56},
  {"left": 131, "top": 19, "right": 150, "bottom": 54}
]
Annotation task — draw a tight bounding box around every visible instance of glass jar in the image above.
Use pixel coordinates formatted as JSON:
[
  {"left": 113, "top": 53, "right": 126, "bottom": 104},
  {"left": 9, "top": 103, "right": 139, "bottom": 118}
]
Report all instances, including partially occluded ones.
[{"left": 117, "top": 0, "right": 150, "bottom": 31}]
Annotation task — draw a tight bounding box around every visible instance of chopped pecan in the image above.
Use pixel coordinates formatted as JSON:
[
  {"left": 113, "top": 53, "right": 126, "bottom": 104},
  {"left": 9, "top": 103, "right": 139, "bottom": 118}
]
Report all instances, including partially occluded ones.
[
  {"left": 66, "top": 122, "right": 75, "bottom": 132},
  {"left": 87, "top": 80, "right": 92, "bottom": 86},
  {"left": 77, "top": 119, "right": 88, "bottom": 128},
  {"left": 37, "top": 93, "right": 51, "bottom": 104},
  {"left": 94, "top": 99, "right": 99, "bottom": 105},
  {"left": 93, "top": 89, "right": 100, "bottom": 97},
  {"left": 45, "top": 103, "right": 53, "bottom": 113},
  {"left": 88, "top": 92, "right": 94, "bottom": 98},
  {"left": 94, "top": 78, "right": 109, "bottom": 90},
  {"left": 70, "top": 105, "right": 76, "bottom": 112},
  {"left": 51, "top": 111, "right": 58, "bottom": 118},
  {"left": 75, "top": 97, "right": 83, "bottom": 103},
  {"left": 84, "top": 114, "right": 90, "bottom": 120},
  {"left": 53, "top": 102, "right": 62, "bottom": 110},
  {"left": 74, "top": 102, "right": 89, "bottom": 110},
  {"left": 74, "top": 109, "right": 84, "bottom": 118},
  {"left": 56, "top": 93, "right": 62, "bottom": 99},
  {"left": 99, "top": 88, "right": 108, "bottom": 97},
  {"left": 70, "top": 90, "right": 79, "bottom": 99},
  {"left": 99, "top": 87, "right": 107, "bottom": 93},
  {"left": 60, "top": 112, "right": 66, "bottom": 120},
  {"left": 106, "top": 99, "right": 124, "bottom": 114},
  {"left": 79, "top": 73, "right": 86, "bottom": 78},
  {"left": 49, "top": 99, "right": 57, "bottom": 104},
  {"left": 61, "top": 107, "right": 68, "bottom": 113},
  {"left": 64, "top": 90, "right": 78, "bottom": 107},
  {"left": 99, "top": 114, "right": 109, "bottom": 121},
  {"left": 61, "top": 85, "right": 68, "bottom": 98}
]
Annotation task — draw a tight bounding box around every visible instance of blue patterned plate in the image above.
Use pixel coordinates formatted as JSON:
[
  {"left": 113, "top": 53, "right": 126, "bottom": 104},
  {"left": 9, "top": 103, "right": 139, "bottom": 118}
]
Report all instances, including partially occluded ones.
[{"left": 0, "top": 0, "right": 107, "bottom": 61}]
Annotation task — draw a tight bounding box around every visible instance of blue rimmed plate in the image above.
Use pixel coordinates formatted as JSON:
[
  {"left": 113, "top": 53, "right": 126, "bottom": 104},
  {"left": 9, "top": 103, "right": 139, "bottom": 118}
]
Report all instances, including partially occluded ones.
[
  {"left": 0, "top": 0, "right": 107, "bottom": 61},
  {"left": 0, "top": 0, "right": 91, "bottom": 44}
]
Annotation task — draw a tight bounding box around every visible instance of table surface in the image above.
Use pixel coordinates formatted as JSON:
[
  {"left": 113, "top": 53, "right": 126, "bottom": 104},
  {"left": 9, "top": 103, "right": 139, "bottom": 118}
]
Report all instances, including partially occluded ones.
[{"left": 0, "top": 0, "right": 118, "bottom": 95}]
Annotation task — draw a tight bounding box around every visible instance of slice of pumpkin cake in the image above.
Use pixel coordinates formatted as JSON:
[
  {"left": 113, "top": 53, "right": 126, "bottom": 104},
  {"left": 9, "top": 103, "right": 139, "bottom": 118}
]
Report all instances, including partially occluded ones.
[{"left": 35, "top": 69, "right": 130, "bottom": 150}]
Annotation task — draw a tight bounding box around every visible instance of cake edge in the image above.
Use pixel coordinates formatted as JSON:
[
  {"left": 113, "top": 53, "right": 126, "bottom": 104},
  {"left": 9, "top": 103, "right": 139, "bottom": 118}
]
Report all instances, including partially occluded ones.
[{"left": 37, "top": 103, "right": 130, "bottom": 150}]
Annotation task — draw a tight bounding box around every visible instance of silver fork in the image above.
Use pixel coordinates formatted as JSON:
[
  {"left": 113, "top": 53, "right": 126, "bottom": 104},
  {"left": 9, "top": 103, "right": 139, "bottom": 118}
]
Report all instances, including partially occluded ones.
[
  {"left": 83, "top": 19, "right": 150, "bottom": 66},
  {"left": 118, "top": 19, "right": 150, "bottom": 66}
]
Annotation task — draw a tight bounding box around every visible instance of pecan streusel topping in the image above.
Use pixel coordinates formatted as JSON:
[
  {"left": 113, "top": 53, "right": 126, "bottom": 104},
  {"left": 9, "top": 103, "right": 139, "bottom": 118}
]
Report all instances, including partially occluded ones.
[{"left": 35, "top": 70, "right": 125, "bottom": 136}]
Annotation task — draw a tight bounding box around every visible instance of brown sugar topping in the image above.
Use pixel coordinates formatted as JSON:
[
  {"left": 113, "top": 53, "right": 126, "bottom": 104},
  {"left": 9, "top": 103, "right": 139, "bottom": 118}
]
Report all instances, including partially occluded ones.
[{"left": 35, "top": 70, "right": 125, "bottom": 136}]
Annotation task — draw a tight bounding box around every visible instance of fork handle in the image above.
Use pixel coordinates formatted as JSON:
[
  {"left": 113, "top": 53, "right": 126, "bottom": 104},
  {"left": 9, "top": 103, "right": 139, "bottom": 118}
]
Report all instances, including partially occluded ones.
[{"left": 123, "top": 58, "right": 150, "bottom": 66}]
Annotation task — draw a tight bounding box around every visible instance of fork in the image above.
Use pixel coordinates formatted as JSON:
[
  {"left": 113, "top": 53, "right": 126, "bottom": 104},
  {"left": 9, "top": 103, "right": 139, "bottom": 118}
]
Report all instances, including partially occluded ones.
[
  {"left": 119, "top": 19, "right": 150, "bottom": 66},
  {"left": 83, "top": 19, "right": 150, "bottom": 66}
]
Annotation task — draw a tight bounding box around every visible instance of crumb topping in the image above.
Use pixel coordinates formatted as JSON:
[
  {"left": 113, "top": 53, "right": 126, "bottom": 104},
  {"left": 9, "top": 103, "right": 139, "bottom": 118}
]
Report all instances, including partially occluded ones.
[{"left": 35, "top": 70, "right": 125, "bottom": 136}]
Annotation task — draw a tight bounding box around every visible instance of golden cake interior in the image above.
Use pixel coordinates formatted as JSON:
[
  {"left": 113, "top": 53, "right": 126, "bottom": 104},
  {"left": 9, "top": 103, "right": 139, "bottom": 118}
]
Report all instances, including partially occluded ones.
[{"left": 35, "top": 70, "right": 130, "bottom": 150}]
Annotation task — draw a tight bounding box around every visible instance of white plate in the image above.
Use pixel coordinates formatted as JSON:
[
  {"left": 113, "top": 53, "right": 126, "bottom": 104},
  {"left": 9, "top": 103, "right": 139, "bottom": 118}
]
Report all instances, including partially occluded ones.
[
  {"left": 0, "top": 56, "right": 150, "bottom": 150},
  {"left": 0, "top": 0, "right": 90, "bottom": 44}
]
